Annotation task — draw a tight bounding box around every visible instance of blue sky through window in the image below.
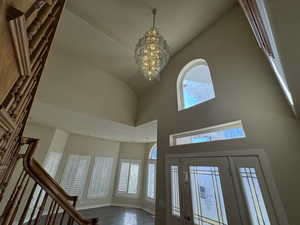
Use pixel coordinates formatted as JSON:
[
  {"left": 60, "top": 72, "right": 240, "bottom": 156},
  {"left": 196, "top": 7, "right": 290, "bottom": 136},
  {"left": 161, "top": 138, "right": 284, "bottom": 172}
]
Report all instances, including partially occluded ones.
[
  {"left": 180, "top": 62, "right": 215, "bottom": 110},
  {"left": 183, "top": 80, "right": 215, "bottom": 109},
  {"left": 149, "top": 145, "right": 157, "bottom": 160},
  {"left": 191, "top": 128, "right": 245, "bottom": 144},
  {"left": 171, "top": 121, "right": 246, "bottom": 146}
]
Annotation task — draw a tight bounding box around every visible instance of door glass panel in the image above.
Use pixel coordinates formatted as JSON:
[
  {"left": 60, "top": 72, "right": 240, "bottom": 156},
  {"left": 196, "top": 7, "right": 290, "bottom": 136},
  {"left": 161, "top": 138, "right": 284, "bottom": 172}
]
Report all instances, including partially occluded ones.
[
  {"left": 189, "top": 166, "right": 228, "bottom": 225},
  {"left": 240, "top": 168, "right": 271, "bottom": 225},
  {"left": 171, "top": 165, "right": 181, "bottom": 217}
]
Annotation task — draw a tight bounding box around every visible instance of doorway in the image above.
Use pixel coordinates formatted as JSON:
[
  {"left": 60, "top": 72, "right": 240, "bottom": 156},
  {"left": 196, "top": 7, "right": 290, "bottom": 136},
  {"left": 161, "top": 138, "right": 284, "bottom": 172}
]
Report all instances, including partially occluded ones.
[{"left": 166, "top": 151, "right": 288, "bottom": 225}]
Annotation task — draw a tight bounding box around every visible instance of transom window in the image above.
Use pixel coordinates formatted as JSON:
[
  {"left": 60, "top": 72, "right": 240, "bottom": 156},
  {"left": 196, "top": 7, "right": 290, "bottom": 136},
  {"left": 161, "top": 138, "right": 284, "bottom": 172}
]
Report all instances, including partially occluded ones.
[
  {"left": 177, "top": 59, "right": 215, "bottom": 111},
  {"left": 147, "top": 144, "right": 157, "bottom": 200},
  {"left": 170, "top": 120, "right": 246, "bottom": 146}
]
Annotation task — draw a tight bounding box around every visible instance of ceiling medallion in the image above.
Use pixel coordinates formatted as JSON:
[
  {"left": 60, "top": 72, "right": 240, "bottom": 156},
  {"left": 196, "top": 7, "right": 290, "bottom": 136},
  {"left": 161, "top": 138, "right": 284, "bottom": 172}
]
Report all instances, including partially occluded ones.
[{"left": 135, "top": 8, "right": 170, "bottom": 81}]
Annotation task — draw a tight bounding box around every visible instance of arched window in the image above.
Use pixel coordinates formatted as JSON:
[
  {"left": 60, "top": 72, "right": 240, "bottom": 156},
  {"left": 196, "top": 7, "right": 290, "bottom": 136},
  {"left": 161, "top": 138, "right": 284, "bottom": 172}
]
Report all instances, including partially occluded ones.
[
  {"left": 177, "top": 59, "right": 215, "bottom": 111},
  {"left": 146, "top": 144, "right": 157, "bottom": 200}
]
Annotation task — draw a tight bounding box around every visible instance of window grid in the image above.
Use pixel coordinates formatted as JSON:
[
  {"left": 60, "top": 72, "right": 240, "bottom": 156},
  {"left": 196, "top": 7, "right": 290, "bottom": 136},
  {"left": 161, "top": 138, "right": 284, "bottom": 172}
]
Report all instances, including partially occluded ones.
[
  {"left": 240, "top": 168, "right": 271, "bottom": 225},
  {"left": 189, "top": 166, "right": 228, "bottom": 225}
]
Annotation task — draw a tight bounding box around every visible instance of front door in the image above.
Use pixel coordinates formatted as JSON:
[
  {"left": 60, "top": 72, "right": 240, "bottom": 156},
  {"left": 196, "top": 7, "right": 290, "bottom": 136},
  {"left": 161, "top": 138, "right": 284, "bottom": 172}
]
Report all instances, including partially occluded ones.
[{"left": 166, "top": 155, "right": 283, "bottom": 225}]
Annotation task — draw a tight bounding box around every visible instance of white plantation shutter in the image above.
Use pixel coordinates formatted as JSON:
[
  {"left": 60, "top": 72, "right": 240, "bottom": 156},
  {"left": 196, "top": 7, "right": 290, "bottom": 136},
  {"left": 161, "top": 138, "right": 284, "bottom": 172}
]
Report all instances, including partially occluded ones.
[
  {"left": 128, "top": 162, "right": 139, "bottom": 194},
  {"left": 61, "top": 155, "right": 91, "bottom": 197},
  {"left": 147, "top": 162, "right": 156, "bottom": 199},
  {"left": 88, "top": 157, "right": 114, "bottom": 199},
  {"left": 118, "top": 161, "right": 130, "bottom": 192},
  {"left": 117, "top": 159, "right": 140, "bottom": 195},
  {"left": 43, "top": 152, "right": 62, "bottom": 178}
]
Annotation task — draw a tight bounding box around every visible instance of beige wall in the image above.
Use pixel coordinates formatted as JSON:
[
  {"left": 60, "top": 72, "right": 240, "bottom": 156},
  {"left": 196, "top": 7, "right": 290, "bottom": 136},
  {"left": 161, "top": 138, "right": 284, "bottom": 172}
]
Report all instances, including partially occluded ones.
[
  {"left": 35, "top": 9, "right": 137, "bottom": 126},
  {"left": 48, "top": 129, "right": 69, "bottom": 154},
  {"left": 56, "top": 133, "right": 120, "bottom": 208},
  {"left": 136, "top": 6, "right": 300, "bottom": 225},
  {"left": 23, "top": 122, "right": 57, "bottom": 163}
]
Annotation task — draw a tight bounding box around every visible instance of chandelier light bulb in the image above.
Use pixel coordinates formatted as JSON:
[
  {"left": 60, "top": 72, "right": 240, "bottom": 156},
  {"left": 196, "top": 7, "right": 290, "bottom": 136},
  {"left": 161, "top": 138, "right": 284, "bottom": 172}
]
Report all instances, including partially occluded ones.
[{"left": 135, "top": 8, "right": 170, "bottom": 81}]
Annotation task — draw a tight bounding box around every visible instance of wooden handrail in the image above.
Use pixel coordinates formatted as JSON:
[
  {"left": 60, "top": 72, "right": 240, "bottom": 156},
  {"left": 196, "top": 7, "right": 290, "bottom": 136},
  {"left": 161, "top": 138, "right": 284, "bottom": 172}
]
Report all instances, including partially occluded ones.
[{"left": 20, "top": 137, "right": 98, "bottom": 225}]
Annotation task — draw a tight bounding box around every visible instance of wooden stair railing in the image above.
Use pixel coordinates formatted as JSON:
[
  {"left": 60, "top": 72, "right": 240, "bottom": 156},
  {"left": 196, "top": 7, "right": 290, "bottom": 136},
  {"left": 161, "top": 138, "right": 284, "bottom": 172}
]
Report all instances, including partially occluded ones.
[
  {"left": 0, "top": 0, "right": 66, "bottom": 200},
  {"left": 0, "top": 137, "right": 98, "bottom": 225}
]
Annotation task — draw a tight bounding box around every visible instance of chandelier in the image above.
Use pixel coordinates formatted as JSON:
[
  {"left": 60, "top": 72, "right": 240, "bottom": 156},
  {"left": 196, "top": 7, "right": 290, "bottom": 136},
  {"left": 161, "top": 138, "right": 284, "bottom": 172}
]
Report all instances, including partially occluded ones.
[{"left": 135, "top": 8, "right": 170, "bottom": 81}]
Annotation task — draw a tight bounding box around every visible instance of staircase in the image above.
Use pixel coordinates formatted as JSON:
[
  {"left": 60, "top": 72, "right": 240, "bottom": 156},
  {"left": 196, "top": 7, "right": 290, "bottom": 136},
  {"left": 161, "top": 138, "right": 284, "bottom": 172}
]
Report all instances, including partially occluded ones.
[
  {"left": 0, "top": 0, "right": 98, "bottom": 224},
  {"left": 0, "top": 137, "right": 98, "bottom": 225}
]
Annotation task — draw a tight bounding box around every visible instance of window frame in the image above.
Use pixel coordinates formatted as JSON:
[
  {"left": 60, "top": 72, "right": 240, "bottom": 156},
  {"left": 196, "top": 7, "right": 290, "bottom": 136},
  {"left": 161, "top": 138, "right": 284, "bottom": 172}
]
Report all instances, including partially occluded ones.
[
  {"left": 169, "top": 120, "right": 246, "bottom": 146},
  {"left": 60, "top": 154, "right": 91, "bottom": 199},
  {"left": 116, "top": 159, "right": 141, "bottom": 198},
  {"left": 87, "top": 156, "right": 114, "bottom": 199},
  {"left": 177, "top": 58, "right": 214, "bottom": 111},
  {"left": 146, "top": 144, "right": 157, "bottom": 201}
]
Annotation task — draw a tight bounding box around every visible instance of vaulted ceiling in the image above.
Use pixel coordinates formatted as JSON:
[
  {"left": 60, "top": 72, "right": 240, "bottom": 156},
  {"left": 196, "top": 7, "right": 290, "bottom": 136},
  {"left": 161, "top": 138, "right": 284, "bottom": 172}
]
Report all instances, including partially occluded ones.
[
  {"left": 31, "top": 0, "right": 238, "bottom": 142},
  {"left": 55, "top": 0, "right": 236, "bottom": 95}
]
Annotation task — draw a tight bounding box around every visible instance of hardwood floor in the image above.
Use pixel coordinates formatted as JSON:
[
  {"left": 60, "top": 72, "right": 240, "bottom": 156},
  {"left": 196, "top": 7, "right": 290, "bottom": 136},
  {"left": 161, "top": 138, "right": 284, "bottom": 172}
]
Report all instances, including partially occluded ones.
[
  {"left": 79, "top": 206, "right": 154, "bottom": 225},
  {"left": 24, "top": 206, "right": 154, "bottom": 225}
]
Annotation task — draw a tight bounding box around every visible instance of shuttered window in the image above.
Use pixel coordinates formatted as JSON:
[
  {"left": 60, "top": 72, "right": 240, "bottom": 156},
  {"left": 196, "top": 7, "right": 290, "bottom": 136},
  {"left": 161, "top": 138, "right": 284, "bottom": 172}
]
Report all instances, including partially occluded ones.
[
  {"left": 87, "top": 157, "right": 114, "bottom": 199},
  {"left": 147, "top": 162, "right": 156, "bottom": 199},
  {"left": 61, "top": 155, "right": 91, "bottom": 197},
  {"left": 146, "top": 144, "right": 157, "bottom": 200},
  {"left": 117, "top": 160, "right": 140, "bottom": 195},
  {"left": 43, "top": 151, "right": 62, "bottom": 178}
]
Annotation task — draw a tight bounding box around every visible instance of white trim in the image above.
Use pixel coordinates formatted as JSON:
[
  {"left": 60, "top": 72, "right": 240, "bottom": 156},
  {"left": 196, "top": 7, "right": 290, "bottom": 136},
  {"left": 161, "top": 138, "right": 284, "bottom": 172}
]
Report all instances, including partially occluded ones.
[
  {"left": 76, "top": 203, "right": 111, "bottom": 211},
  {"left": 111, "top": 203, "right": 155, "bottom": 215},
  {"left": 142, "top": 207, "right": 155, "bottom": 215},
  {"left": 149, "top": 143, "right": 157, "bottom": 160},
  {"left": 169, "top": 120, "right": 245, "bottom": 146},
  {"left": 146, "top": 161, "right": 156, "bottom": 200},
  {"left": 111, "top": 203, "right": 142, "bottom": 209}
]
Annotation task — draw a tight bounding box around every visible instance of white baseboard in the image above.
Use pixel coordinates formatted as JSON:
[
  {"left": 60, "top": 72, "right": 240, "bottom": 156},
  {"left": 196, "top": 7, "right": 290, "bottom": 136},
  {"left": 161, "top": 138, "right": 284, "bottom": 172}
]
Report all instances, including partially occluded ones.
[
  {"left": 110, "top": 203, "right": 155, "bottom": 215},
  {"left": 141, "top": 207, "right": 155, "bottom": 215},
  {"left": 111, "top": 203, "right": 140, "bottom": 209},
  {"left": 76, "top": 203, "right": 111, "bottom": 211}
]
